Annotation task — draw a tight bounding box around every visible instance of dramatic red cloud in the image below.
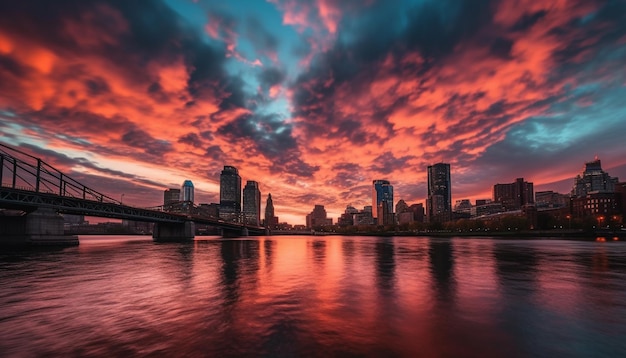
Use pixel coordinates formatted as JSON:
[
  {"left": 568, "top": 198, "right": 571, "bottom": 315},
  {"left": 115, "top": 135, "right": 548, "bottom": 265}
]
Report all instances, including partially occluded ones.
[{"left": 1, "top": 0, "right": 625, "bottom": 225}]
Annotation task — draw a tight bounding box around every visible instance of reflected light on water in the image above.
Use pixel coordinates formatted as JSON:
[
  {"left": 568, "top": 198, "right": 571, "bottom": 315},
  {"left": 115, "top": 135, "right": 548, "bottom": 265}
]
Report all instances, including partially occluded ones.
[{"left": 1, "top": 235, "right": 626, "bottom": 357}]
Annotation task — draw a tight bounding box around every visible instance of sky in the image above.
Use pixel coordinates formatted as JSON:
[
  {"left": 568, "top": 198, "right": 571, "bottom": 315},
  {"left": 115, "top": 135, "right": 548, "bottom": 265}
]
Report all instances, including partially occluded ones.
[{"left": 1, "top": 0, "right": 625, "bottom": 225}]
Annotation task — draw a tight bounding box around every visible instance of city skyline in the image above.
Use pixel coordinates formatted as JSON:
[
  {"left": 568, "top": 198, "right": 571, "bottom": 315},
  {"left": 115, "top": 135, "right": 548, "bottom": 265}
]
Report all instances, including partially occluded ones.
[{"left": 1, "top": 1, "right": 626, "bottom": 225}]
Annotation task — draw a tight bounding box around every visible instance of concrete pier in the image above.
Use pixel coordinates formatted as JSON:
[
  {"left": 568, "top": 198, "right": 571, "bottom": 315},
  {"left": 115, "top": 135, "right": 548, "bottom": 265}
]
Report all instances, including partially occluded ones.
[
  {"left": 0, "top": 208, "right": 79, "bottom": 246},
  {"left": 153, "top": 221, "right": 195, "bottom": 242}
]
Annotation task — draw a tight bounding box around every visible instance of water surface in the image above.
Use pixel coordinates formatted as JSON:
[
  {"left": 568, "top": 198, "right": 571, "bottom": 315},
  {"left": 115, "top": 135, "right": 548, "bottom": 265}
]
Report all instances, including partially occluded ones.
[{"left": 1, "top": 235, "right": 625, "bottom": 357}]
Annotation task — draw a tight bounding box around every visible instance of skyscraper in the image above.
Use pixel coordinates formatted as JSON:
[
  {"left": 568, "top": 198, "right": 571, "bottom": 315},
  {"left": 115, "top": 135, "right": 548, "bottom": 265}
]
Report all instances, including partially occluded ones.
[
  {"left": 427, "top": 163, "right": 451, "bottom": 222},
  {"left": 220, "top": 166, "right": 242, "bottom": 222},
  {"left": 243, "top": 180, "right": 261, "bottom": 226},
  {"left": 264, "top": 193, "right": 278, "bottom": 229},
  {"left": 181, "top": 180, "right": 194, "bottom": 203},
  {"left": 372, "top": 180, "right": 394, "bottom": 225}
]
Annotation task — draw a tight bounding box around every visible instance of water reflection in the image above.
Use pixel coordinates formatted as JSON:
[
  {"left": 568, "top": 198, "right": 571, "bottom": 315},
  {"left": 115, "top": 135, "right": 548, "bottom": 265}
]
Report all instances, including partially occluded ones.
[
  {"left": 1, "top": 236, "right": 626, "bottom": 357},
  {"left": 428, "top": 239, "right": 456, "bottom": 303},
  {"left": 375, "top": 238, "right": 395, "bottom": 292}
]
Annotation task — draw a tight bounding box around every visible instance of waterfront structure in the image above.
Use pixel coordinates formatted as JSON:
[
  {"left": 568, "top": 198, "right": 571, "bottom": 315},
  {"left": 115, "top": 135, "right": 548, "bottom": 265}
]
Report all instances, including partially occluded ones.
[
  {"left": 338, "top": 205, "right": 358, "bottom": 226},
  {"left": 571, "top": 158, "right": 619, "bottom": 197},
  {"left": 409, "top": 203, "right": 425, "bottom": 223},
  {"left": 427, "top": 163, "right": 451, "bottom": 222},
  {"left": 181, "top": 180, "right": 194, "bottom": 203},
  {"left": 372, "top": 180, "right": 394, "bottom": 225},
  {"left": 535, "top": 191, "right": 569, "bottom": 209},
  {"left": 164, "top": 188, "right": 181, "bottom": 205},
  {"left": 568, "top": 159, "right": 622, "bottom": 223},
  {"left": 353, "top": 206, "right": 374, "bottom": 226},
  {"left": 306, "top": 205, "right": 332, "bottom": 228},
  {"left": 395, "top": 200, "right": 409, "bottom": 215},
  {"left": 493, "top": 178, "right": 534, "bottom": 211},
  {"left": 220, "top": 166, "right": 242, "bottom": 222},
  {"left": 264, "top": 194, "right": 278, "bottom": 229},
  {"left": 243, "top": 181, "right": 261, "bottom": 226}
]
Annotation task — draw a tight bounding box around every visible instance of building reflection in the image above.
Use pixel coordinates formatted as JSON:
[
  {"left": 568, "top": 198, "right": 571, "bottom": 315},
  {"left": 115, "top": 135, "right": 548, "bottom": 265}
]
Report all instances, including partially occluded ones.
[
  {"left": 310, "top": 239, "right": 326, "bottom": 267},
  {"left": 263, "top": 239, "right": 274, "bottom": 272},
  {"left": 493, "top": 243, "right": 538, "bottom": 293},
  {"left": 219, "top": 239, "right": 260, "bottom": 305},
  {"left": 375, "top": 238, "right": 395, "bottom": 293},
  {"left": 428, "top": 239, "right": 455, "bottom": 303}
]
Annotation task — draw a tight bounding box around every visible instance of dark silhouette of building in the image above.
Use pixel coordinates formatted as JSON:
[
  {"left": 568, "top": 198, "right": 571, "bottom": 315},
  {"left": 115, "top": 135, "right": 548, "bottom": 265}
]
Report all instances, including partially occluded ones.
[
  {"left": 306, "top": 204, "right": 332, "bottom": 228},
  {"left": 409, "top": 203, "right": 425, "bottom": 223},
  {"left": 372, "top": 180, "right": 394, "bottom": 225},
  {"left": 220, "top": 166, "right": 241, "bottom": 222},
  {"left": 353, "top": 206, "right": 374, "bottom": 226},
  {"left": 264, "top": 193, "right": 278, "bottom": 229},
  {"left": 163, "top": 188, "right": 180, "bottom": 205},
  {"left": 493, "top": 178, "right": 534, "bottom": 211},
  {"left": 243, "top": 181, "right": 261, "bottom": 226},
  {"left": 535, "top": 191, "right": 569, "bottom": 209},
  {"left": 572, "top": 158, "right": 618, "bottom": 197},
  {"left": 338, "top": 205, "right": 358, "bottom": 226},
  {"left": 427, "top": 163, "right": 451, "bottom": 222},
  {"left": 197, "top": 203, "right": 220, "bottom": 218},
  {"left": 569, "top": 159, "right": 621, "bottom": 224}
]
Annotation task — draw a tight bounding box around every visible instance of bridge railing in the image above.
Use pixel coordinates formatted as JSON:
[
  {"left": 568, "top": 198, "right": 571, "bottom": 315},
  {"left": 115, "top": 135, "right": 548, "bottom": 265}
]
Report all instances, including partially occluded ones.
[{"left": 0, "top": 143, "right": 120, "bottom": 205}]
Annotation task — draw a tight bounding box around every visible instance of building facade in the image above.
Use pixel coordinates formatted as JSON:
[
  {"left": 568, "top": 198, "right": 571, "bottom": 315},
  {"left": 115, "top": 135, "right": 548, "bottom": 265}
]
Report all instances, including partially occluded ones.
[
  {"left": 243, "top": 181, "right": 261, "bottom": 226},
  {"left": 572, "top": 158, "right": 619, "bottom": 197},
  {"left": 181, "top": 180, "right": 194, "bottom": 203},
  {"left": 427, "top": 163, "right": 451, "bottom": 222},
  {"left": 220, "top": 166, "right": 242, "bottom": 222},
  {"left": 306, "top": 205, "right": 333, "bottom": 228},
  {"left": 493, "top": 178, "right": 534, "bottom": 211},
  {"left": 163, "top": 188, "right": 181, "bottom": 205},
  {"left": 264, "top": 193, "right": 278, "bottom": 229},
  {"left": 372, "top": 180, "right": 394, "bottom": 225}
]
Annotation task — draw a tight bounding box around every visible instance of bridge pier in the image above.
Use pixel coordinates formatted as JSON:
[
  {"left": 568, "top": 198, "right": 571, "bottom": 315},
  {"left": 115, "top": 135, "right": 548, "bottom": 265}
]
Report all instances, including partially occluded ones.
[
  {"left": 0, "top": 208, "right": 78, "bottom": 246},
  {"left": 152, "top": 221, "right": 195, "bottom": 242}
]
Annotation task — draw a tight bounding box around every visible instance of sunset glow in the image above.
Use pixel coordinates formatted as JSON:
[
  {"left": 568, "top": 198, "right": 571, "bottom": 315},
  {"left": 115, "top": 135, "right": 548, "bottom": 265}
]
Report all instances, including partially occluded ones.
[{"left": 1, "top": 0, "right": 625, "bottom": 224}]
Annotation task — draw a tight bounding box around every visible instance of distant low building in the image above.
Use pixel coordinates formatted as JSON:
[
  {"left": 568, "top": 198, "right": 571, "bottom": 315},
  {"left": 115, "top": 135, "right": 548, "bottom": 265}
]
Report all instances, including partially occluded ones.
[
  {"left": 493, "top": 178, "right": 534, "bottom": 211},
  {"left": 306, "top": 204, "right": 333, "bottom": 228}
]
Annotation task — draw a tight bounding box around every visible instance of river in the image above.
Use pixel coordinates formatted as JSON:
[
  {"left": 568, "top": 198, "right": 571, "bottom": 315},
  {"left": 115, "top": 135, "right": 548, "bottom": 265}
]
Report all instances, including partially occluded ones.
[{"left": 1, "top": 235, "right": 625, "bottom": 357}]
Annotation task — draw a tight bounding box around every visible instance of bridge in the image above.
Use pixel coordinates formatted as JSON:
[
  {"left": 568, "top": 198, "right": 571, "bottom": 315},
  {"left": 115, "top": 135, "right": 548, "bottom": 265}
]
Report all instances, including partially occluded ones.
[{"left": 0, "top": 143, "right": 266, "bottom": 246}]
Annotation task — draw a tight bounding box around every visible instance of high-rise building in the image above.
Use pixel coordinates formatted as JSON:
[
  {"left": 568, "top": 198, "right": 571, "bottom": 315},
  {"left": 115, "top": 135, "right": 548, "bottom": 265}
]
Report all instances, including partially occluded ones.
[
  {"left": 164, "top": 188, "right": 180, "bottom": 205},
  {"left": 220, "top": 166, "right": 241, "bottom": 221},
  {"left": 571, "top": 158, "right": 618, "bottom": 197},
  {"left": 427, "top": 163, "right": 451, "bottom": 222},
  {"left": 181, "top": 180, "right": 194, "bottom": 203},
  {"left": 264, "top": 193, "right": 278, "bottom": 229},
  {"left": 493, "top": 178, "right": 534, "bottom": 211},
  {"left": 372, "top": 180, "right": 394, "bottom": 225},
  {"left": 243, "top": 181, "right": 261, "bottom": 226}
]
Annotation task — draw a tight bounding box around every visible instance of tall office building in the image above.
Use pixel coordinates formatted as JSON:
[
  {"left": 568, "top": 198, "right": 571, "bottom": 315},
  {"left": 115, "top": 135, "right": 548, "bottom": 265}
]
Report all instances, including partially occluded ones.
[
  {"left": 372, "top": 180, "right": 394, "bottom": 225},
  {"left": 163, "top": 188, "right": 180, "bottom": 205},
  {"left": 493, "top": 178, "right": 534, "bottom": 211},
  {"left": 243, "top": 181, "right": 261, "bottom": 226},
  {"left": 427, "top": 163, "right": 451, "bottom": 222},
  {"left": 181, "top": 180, "right": 194, "bottom": 203},
  {"left": 220, "top": 166, "right": 242, "bottom": 221},
  {"left": 264, "top": 193, "right": 278, "bottom": 229}
]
